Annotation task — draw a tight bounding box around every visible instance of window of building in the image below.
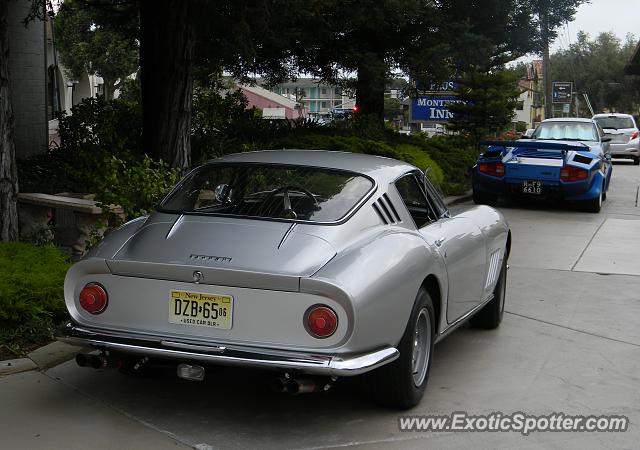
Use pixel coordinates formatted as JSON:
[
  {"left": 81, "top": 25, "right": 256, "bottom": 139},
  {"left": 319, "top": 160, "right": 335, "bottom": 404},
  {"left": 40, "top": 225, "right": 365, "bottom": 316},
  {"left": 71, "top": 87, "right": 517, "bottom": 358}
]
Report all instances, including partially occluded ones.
[
  {"left": 334, "top": 100, "right": 341, "bottom": 107},
  {"left": 516, "top": 101, "right": 524, "bottom": 111},
  {"left": 335, "top": 87, "right": 342, "bottom": 95},
  {"left": 321, "top": 101, "right": 328, "bottom": 109},
  {"left": 321, "top": 87, "right": 327, "bottom": 95}
]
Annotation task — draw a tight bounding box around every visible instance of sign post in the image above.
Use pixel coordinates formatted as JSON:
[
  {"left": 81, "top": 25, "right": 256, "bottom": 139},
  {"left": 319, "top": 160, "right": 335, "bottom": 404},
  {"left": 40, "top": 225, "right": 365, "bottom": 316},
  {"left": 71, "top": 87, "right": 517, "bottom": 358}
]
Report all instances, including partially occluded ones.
[{"left": 552, "top": 82, "right": 573, "bottom": 104}]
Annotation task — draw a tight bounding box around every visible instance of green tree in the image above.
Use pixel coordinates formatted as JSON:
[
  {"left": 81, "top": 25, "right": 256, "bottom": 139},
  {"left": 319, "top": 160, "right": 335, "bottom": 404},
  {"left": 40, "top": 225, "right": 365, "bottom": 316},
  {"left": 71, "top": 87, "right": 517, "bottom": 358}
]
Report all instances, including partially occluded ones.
[
  {"left": 528, "top": 0, "right": 589, "bottom": 117},
  {"left": 551, "top": 32, "right": 640, "bottom": 114},
  {"left": 448, "top": 70, "right": 521, "bottom": 147},
  {"left": 55, "top": 0, "right": 139, "bottom": 99}
]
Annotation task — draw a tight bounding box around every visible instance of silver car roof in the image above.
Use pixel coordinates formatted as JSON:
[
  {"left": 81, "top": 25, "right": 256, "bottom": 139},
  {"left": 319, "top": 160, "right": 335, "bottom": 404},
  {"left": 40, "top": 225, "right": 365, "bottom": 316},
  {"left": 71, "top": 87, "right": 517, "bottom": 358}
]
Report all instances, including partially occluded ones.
[
  {"left": 592, "top": 113, "right": 634, "bottom": 118},
  {"left": 541, "top": 118, "right": 596, "bottom": 124},
  {"left": 213, "top": 150, "right": 418, "bottom": 183}
]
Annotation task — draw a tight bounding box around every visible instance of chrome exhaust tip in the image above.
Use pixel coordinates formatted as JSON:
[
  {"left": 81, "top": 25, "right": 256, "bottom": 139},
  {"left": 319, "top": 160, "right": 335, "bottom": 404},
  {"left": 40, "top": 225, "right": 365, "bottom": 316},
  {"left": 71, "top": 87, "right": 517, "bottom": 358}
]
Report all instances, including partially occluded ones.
[
  {"left": 285, "top": 378, "right": 318, "bottom": 395},
  {"left": 176, "top": 363, "right": 205, "bottom": 381}
]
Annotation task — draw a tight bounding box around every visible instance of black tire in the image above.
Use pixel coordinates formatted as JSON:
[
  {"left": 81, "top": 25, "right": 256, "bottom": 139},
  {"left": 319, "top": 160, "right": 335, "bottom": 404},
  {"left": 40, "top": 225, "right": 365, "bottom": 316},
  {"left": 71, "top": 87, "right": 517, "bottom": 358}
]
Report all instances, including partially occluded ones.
[
  {"left": 470, "top": 259, "right": 507, "bottom": 329},
  {"left": 582, "top": 186, "right": 603, "bottom": 213},
  {"left": 368, "top": 288, "right": 435, "bottom": 409},
  {"left": 633, "top": 157, "right": 640, "bottom": 166},
  {"left": 473, "top": 190, "right": 498, "bottom": 206}
]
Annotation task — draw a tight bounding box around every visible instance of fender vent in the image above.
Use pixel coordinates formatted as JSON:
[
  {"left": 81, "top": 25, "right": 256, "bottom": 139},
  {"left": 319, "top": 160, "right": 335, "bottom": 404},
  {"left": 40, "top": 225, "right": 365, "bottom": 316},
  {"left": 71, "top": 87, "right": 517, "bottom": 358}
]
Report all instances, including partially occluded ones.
[
  {"left": 372, "top": 193, "right": 401, "bottom": 224},
  {"left": 485, "top": 249, "right": 501, "bottom": 289},
  {"left": 573, "top": 154, "right": 593, "bottom": 164}
]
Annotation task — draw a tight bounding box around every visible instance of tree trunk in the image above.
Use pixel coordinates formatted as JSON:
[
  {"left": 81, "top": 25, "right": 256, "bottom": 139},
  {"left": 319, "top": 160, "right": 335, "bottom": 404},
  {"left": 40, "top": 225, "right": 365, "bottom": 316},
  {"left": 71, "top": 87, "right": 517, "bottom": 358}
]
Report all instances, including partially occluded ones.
[
  {"left": 102, "top": 77, "right": 113, "bottom": 100},
  {"left": 140, "top": 0, "right": 194, "bottom": 169},
  {"left": 355, "top": 53, "right": 386, "bottom": 125},
  {"left": 0, "top": 0, "right": 19, "bottom": 241},
  {"left": 541, "top": 10, "right": 552, "bottom": 120}
]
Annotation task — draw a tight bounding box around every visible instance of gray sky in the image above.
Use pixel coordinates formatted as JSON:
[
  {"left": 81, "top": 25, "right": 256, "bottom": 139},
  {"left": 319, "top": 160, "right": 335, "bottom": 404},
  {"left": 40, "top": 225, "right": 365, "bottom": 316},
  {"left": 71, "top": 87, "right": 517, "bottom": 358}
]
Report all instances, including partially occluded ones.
[{"left": 551, "top": 0, "right": 639, "bottom": 53}]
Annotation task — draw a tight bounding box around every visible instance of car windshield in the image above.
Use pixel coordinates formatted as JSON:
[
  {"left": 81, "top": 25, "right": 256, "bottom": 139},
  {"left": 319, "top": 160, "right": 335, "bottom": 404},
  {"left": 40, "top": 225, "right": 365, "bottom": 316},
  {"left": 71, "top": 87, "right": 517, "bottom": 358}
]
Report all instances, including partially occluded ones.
[
  {"left": 532, "top": 122, "right": 599, "bottom": 141},
  {"left": 593, "top": 116, "right": 635, "bottom": 130},
  {"left": 158, "top": 163, "right": 374, "bottom": 223}
]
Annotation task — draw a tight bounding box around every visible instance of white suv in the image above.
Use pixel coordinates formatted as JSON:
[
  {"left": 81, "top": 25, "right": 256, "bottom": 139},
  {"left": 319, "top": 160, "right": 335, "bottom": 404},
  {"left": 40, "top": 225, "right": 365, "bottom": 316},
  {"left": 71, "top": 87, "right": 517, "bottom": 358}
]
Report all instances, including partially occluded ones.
[{"left": 592, "top": 113, "right": 640, "bottom": 165}]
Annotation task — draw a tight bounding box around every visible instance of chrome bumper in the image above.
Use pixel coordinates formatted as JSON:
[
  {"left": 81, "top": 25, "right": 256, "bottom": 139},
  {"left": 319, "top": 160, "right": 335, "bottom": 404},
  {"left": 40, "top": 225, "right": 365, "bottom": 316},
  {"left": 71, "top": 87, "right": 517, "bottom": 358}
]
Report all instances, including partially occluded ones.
[{"left": 59, "top": 323, "right": 399, "bottom": 377}]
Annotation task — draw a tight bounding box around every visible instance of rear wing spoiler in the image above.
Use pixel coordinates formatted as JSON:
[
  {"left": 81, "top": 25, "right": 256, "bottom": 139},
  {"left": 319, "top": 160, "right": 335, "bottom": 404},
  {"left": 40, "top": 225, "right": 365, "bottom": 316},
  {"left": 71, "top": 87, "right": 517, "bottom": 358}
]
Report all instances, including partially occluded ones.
[{"left": 480, "top": 140, "right": 589, "bottom": 152}]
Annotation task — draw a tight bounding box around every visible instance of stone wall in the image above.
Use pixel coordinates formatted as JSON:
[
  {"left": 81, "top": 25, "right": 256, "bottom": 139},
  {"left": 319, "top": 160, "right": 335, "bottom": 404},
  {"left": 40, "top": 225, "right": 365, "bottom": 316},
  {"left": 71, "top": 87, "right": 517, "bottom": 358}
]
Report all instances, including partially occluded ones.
[{"left": 7, "top": 1, "right": 47, "bottom": 159}]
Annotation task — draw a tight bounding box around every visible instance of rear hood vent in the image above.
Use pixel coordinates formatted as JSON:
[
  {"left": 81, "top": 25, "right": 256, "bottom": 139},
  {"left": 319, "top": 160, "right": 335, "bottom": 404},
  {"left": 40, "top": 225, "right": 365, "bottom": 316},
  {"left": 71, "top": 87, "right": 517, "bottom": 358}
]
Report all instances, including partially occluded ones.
[{"left": 111, "top": 215, "right": 336, "bottom": 277}]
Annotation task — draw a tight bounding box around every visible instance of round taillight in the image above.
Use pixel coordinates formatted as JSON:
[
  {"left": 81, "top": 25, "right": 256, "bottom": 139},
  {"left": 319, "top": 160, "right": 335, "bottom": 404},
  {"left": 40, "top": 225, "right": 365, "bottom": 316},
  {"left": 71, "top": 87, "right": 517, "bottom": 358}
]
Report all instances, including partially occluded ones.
[
  {"left": 305, "top": 305, "right": 338, "bottom": 338},
  {"left": 79, "top": 283, "right": 108, "bottom": 314}
]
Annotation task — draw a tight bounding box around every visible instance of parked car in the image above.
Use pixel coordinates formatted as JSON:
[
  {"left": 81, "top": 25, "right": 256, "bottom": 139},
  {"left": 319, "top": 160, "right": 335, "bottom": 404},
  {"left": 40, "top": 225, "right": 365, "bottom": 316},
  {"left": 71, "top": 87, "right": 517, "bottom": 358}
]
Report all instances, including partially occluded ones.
[
  {"left": 61, "top": 150, "right": 510, "bottom": 409},
  {"left": 473, "top": 118, "right": 613, "bottom": 213},
  {"left": 592, "top": 113, "right": 640, "bottom": 165}
]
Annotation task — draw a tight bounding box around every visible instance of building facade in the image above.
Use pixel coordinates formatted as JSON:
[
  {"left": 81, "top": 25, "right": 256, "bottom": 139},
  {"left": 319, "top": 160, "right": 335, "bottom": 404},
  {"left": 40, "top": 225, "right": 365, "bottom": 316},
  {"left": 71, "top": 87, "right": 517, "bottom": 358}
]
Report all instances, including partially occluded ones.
[
  {"left": 513, "top": 60, "right": 544, "bottom": 130},
  {"left": 270, "top": 78, "right": 355, "bottom": 117}
]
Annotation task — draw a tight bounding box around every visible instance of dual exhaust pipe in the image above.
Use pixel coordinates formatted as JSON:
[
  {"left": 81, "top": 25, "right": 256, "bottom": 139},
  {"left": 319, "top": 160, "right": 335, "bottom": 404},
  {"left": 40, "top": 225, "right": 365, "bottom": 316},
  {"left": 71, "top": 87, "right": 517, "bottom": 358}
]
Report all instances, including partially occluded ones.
[
  {"left": 75, "top": 353, "right": 108, "bottom": 369},
  {"left": 271, "top": 376, "right": 334, "bottom": 395}
]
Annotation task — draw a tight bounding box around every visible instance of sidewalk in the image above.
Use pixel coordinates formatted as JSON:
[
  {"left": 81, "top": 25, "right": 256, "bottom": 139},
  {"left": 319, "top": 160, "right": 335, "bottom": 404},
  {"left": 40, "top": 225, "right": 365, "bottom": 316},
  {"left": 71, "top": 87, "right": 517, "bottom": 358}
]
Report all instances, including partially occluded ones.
[{"left": 0, "top": 369, "right": 191, "bottom": 450}]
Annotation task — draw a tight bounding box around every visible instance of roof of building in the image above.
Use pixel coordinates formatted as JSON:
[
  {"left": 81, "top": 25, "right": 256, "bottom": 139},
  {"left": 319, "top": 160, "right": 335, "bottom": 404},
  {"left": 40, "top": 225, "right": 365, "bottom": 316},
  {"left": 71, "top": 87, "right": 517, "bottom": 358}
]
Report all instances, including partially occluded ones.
[
  {"left": 625, "top": 41, "right": 640, "bottom": 75},
  {"left": 238, "top": 84, "right": 298, "bottom": 109}
]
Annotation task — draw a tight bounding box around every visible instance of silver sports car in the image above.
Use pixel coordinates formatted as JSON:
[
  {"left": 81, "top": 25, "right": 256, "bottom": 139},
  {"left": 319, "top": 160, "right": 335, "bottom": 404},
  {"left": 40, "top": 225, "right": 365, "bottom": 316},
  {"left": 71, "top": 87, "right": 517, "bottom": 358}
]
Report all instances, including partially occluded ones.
[{"left": 61, "top": 150, "right": 511, "bottom": 409}]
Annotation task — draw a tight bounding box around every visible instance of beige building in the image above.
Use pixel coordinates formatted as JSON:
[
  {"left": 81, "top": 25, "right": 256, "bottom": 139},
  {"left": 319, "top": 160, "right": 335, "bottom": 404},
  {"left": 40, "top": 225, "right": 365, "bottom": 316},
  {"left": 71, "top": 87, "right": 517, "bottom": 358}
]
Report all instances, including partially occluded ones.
[
  {"left": 270, "top": 78, "right": 355, "bottom": 117},
  {"left": 513, "top": 60, "right": 544, "bottom": 130}
]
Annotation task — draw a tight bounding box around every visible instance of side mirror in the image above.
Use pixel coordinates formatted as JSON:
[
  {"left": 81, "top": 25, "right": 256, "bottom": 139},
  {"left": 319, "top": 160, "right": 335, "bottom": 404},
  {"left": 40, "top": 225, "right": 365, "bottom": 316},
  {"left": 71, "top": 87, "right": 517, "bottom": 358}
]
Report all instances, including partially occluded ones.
[
  {"left": 601, "top": 137, "right": 612, "bottom": 143},
  {"left": 214, "top": 184, "right": 233, "bottom": 203},
  {"left": 523, "top": 128, "right": 535, "bottom": 138}
]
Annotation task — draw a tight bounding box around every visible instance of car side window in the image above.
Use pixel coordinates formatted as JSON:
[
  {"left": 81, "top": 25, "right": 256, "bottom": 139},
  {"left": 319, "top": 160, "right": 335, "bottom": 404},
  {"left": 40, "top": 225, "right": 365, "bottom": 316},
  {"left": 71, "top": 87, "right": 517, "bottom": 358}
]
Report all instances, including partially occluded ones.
[
  {"left": 418, "top": 172, "right": 449, "bottom": 218},
  {"left": 395, "top": 174, "right": 438, "bottom": 228}
]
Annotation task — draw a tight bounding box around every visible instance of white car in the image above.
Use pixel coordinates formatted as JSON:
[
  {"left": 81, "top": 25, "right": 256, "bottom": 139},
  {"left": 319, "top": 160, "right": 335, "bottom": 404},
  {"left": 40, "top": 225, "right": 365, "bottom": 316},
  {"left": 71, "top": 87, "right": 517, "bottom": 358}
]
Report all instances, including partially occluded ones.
[{"left": 592, "top": 113, "right": 640, "bottom": 165}]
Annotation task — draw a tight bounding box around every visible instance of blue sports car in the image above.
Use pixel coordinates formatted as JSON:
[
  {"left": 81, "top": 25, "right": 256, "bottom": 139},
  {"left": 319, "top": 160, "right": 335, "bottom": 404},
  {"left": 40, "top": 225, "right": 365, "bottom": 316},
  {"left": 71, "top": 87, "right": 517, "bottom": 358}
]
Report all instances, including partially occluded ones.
[{"left": 472, "top": 118, "right": 613, "bottom": 213}]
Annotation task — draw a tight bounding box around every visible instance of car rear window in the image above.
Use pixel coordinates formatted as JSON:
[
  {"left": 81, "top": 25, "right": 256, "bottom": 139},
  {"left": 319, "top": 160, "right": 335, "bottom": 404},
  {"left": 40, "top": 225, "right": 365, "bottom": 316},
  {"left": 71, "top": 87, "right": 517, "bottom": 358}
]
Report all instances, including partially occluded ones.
[
  {"left": 158, "top": 163, "right": 374, "bottom": 223},
  {"left": 593, "top": 116, "right": 635, "bottom": 130},
  {"left": 532, "top": 122, "right": 598, "bottom": 141}
]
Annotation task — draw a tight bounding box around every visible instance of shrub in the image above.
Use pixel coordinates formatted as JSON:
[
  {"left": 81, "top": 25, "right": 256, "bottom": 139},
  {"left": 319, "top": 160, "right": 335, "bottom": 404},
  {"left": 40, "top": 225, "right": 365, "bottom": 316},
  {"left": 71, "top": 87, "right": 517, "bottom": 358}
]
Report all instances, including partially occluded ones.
[
  {"left": 94, "top": 154, "right": 181, "bottom": 225},
  {"left": 0, "top": 242, "right": 70, "bottom": 326},
  {"left": 18, "top": 95, "right": 142, "bottom": 195}
]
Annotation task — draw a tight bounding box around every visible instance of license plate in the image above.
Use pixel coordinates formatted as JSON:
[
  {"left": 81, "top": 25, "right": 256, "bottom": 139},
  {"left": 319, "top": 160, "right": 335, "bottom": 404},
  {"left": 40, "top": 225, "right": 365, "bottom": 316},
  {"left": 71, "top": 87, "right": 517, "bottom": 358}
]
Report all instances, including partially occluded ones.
[
  {"left": 169, "top": 290, "right": 233, "bottom": 329},
  {"left": 522, "top": 180, "right": 542, "bottom": 195}
]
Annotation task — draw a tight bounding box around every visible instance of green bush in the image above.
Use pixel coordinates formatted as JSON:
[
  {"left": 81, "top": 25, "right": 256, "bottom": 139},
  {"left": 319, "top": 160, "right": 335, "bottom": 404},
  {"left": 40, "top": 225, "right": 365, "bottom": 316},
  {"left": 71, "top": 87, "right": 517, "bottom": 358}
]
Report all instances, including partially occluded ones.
[
  {"left": 94, "top": 154, "right": 181, "bottom": 225},
  {"left": 18, "top": 95, "right": 143, "bottom": 195},
  {"left": 0, "top": 242, "right": 70, "bottom": 326}
]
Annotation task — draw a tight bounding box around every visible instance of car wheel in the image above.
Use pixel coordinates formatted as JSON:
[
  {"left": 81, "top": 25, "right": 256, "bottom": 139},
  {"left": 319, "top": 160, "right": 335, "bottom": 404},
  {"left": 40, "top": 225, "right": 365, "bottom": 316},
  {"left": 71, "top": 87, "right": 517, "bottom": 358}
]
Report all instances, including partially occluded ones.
[
  {"left": 470, "top": 258, "right": 507, "bottom": 329},
  {"left": 473, "top": 190, "right": 498, "bottom": 206},
  {"left": 634, "top": 157, "right": 640, "bottom": 166},
  {"left": 583, "top": 187, "right": 602, "bottom": 213},
  {"left": 368, "top": 288, "right": 435, "bottom": 409}
]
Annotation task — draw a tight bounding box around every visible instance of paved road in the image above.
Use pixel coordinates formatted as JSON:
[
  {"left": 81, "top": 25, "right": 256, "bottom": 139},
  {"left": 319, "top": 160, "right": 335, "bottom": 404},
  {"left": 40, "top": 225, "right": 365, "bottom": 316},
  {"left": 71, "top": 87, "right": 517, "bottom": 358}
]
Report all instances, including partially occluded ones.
[{"left": 3, "top": 162, "right": 640, "bottom": 449}]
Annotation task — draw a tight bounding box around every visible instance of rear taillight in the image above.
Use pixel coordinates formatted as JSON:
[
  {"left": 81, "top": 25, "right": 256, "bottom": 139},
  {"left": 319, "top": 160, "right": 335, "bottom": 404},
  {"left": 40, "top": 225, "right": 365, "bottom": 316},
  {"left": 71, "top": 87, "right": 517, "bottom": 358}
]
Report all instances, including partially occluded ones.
[
  {"left": 79, "top": 283, "right": 108, "bottom": 314},
  {"left": 631, "top": 131, "right": 639, "bottom": 140},
  {"left": 305, "top": 305, "right": 338, "bottom": 338},
  {"left": 560, "top": 166, "right": 589, "bottom": 182},
  {"left": 479, "top": 162, "right": 505, "bottom": 178}
]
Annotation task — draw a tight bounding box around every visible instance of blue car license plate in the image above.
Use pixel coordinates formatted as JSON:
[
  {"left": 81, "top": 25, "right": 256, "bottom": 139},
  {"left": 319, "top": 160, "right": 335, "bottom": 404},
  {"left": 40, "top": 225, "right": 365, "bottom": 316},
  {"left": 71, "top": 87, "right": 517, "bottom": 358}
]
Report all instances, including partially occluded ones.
[{"left": 522, "top": 180, "right": 542, "bottom": 195}]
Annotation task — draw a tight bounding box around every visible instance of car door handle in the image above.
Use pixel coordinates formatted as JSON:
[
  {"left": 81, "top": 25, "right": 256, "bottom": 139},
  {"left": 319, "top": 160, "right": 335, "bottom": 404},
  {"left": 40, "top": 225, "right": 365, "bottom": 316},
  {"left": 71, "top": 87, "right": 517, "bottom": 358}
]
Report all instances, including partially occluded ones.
[{"left": 434, "top": 237, "right": 445, "bottom": 247}]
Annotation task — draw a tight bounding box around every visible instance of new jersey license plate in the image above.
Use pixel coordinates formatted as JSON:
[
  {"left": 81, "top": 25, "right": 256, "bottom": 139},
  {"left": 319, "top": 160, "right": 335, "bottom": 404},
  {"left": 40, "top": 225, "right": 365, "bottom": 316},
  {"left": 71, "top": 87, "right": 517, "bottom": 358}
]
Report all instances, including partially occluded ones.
[
  {"left": 522, "top": 180, "right": 542, "bottom": 195},
  {"left": 169, "top": 290, "right": 233, "bottom": 329}
]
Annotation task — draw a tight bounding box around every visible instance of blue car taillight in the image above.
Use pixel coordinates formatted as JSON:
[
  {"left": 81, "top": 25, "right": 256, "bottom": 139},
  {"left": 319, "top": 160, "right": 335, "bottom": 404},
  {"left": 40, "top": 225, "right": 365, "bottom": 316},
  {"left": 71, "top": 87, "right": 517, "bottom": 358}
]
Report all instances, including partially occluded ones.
[
  {"left": 479, "top": 162, "right": 505, "bottom": 178},
  {"left": 560, "top": 166, "right": 588, "bottom": 182}
]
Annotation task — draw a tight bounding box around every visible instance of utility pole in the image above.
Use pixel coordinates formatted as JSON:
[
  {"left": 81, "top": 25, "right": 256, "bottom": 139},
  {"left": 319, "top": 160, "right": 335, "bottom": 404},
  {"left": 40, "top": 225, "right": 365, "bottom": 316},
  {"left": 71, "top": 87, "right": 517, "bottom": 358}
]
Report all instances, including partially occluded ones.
[{"left": 541, "top": 10, "right": 552, "bottom": 120}]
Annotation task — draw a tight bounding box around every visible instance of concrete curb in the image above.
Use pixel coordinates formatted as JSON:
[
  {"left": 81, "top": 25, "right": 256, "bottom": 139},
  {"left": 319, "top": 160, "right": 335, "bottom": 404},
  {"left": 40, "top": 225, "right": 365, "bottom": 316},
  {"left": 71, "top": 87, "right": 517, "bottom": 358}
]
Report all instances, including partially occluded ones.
[
  {"left": 444, "top": 190, "right": 473, "bottom": 206},
  {"left": 0, "top": 341, "right": 80, "bottom": 377}
]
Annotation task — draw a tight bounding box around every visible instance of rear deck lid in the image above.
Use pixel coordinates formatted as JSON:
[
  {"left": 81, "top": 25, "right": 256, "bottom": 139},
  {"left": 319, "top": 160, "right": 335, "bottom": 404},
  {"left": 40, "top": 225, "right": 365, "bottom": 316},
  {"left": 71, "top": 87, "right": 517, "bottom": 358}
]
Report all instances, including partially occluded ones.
[{"left": 110, "top": 215, "right": 336, "bottom": 277}]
